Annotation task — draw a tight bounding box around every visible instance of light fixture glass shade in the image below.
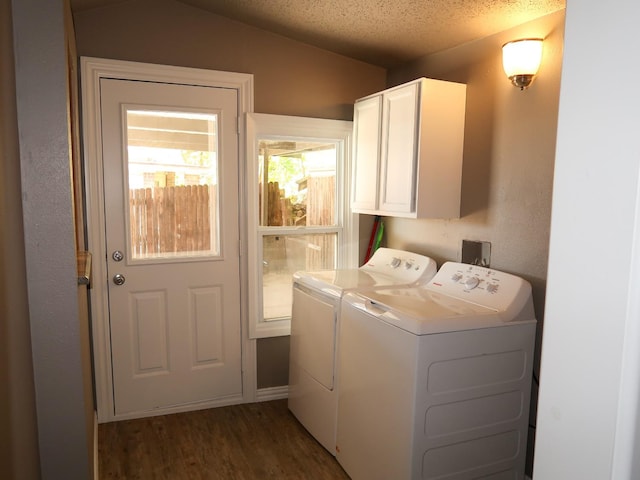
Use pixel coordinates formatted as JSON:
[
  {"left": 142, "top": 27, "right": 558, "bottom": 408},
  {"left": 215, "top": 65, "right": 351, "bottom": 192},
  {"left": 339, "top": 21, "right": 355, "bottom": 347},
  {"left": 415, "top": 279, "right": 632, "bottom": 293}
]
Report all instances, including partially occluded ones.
[{"left": 502, "top": 39, "right": 543, "bottom": 89}]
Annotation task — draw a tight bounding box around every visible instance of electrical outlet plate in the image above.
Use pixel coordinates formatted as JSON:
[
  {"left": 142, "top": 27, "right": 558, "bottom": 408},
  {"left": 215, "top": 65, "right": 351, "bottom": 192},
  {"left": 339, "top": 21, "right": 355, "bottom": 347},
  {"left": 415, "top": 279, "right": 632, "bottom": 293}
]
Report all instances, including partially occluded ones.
[{"left": 461, "top": 240, "right": 491, "bottom": 267}]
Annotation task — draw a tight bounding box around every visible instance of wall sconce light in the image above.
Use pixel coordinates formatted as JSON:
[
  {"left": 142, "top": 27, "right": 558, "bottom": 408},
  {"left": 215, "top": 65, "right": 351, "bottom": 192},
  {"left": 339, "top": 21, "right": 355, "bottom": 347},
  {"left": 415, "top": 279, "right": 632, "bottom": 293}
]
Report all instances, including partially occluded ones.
[{"left": 502, "top": 38, "right": 543, "bottom": 90}]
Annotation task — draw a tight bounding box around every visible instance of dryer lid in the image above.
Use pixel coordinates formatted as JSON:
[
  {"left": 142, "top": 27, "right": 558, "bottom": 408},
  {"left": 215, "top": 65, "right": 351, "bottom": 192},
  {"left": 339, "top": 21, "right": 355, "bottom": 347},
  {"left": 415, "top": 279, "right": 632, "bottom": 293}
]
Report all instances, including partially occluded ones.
[
  {"left": 293, "top": 247, "right": 438, "bottom": 298},
  {"left": 293, "top": 269, "right": 406, "bottom": 298}
]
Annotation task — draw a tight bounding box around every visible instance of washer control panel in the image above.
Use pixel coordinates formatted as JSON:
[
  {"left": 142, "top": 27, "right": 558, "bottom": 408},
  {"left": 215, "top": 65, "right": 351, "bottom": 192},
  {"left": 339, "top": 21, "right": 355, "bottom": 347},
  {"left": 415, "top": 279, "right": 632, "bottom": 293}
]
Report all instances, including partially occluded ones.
[{"left": 428, "top": 262, "right": 532, "bottom": 312}]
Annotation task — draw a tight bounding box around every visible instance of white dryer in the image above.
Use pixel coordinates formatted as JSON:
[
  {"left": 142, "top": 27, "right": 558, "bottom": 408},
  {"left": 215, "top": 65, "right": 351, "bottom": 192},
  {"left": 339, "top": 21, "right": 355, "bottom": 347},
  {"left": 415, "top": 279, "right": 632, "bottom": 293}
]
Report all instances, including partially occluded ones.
[
  {"left": 336, "top": 262, "right": 537, "bottom": 480},
  {"left": 288, "top": 248, "right": 438, "bottom": 455}
]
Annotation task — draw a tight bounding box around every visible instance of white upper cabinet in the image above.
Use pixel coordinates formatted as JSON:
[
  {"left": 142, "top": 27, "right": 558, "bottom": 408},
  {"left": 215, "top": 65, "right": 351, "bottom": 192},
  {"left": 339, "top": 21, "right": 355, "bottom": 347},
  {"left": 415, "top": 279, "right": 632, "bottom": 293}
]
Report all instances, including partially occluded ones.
[{"left": 351, "top": 78, "right": 466, "bottom": 218}]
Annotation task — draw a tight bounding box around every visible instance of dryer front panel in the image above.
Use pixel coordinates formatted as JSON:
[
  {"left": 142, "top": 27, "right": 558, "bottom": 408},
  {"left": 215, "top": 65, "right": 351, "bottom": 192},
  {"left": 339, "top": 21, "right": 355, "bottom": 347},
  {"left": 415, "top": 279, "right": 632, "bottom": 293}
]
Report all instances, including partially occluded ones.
[{"left": 291, "top": 284, "right": 337, "bottom": 390}]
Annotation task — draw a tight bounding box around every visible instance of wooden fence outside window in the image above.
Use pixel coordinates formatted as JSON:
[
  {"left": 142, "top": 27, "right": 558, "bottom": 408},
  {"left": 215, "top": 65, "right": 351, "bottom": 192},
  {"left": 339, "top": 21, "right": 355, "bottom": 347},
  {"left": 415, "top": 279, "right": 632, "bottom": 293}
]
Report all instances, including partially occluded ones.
[{"left": 129, "top": 184, "right": 216, "bottom": 258}]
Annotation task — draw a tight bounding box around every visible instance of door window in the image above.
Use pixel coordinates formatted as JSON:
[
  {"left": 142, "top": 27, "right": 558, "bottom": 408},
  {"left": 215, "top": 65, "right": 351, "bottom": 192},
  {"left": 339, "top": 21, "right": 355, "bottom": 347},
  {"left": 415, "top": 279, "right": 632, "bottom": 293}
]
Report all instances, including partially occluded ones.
[{"left": 125, "top": 110, "right": 220, "bottom": 260}]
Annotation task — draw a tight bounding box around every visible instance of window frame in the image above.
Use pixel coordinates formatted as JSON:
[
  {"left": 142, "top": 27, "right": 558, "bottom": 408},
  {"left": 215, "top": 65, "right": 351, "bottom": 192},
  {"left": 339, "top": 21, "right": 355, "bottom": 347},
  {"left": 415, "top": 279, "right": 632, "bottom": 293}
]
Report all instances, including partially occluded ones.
[{"left": 246, "top": 113, "right": 357, "bottom": 338}]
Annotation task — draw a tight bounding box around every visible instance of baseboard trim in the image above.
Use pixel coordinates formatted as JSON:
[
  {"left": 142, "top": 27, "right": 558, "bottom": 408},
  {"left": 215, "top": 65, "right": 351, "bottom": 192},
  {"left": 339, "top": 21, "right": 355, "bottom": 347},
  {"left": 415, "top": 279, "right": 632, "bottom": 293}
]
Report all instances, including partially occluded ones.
[{"left": 255, "top": 385, "right": 289, "bottom": 402}]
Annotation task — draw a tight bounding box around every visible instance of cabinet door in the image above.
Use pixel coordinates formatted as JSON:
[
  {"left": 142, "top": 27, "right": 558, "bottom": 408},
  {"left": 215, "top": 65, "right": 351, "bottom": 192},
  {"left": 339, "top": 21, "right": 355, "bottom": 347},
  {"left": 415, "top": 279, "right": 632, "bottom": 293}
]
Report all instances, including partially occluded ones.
[
  {"left": 351, "top": 95, "right": 382, "bottom": 213},
  {"left": 379, "top": 82, "right": 419, "bottom": 214}
]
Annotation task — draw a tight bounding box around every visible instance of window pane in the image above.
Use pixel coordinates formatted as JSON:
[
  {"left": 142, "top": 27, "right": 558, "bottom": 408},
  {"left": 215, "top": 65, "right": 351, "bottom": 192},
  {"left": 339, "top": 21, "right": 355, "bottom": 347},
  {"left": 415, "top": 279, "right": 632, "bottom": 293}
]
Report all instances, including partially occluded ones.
[
  {"left": 258, "top": 139, "right": 337, "bottom": 227},
  {"left": 126, "top": 110, "right": 220, "bottom": 259},
  {"left": 262, "top": 233, "right": 337, "bottom": 321}
]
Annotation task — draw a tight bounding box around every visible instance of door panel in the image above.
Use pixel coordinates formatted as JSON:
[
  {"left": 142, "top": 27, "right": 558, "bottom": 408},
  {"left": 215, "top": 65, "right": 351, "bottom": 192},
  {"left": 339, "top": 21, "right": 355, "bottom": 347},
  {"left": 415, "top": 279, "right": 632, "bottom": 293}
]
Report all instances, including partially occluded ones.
[
  {"left": 130, "top": 290, "right": 168, "bottom": 374},
  {"left": 100, "top": 78, "right": 241, "bottom": 415},
  {"left": 190, "top": 286, "right": 224, "bottom": 364}
]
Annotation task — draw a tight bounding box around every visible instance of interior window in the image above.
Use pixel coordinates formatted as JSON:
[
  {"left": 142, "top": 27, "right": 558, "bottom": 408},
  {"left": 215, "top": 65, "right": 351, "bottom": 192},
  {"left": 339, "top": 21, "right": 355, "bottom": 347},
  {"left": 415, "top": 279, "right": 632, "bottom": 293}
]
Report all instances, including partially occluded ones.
[
  {"left": 247, "top": 114, "right": 357, "bottom": 338},
  {"left": 259, "top": 141, "right": 338, "bottom": 321}
]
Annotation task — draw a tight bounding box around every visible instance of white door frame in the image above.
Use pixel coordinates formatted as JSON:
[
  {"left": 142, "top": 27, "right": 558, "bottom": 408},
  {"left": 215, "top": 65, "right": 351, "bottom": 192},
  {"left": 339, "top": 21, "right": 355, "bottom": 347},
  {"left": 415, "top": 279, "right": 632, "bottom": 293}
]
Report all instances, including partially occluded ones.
[{"left": 81, "top": 57, "right": 255, "bottom": 422}]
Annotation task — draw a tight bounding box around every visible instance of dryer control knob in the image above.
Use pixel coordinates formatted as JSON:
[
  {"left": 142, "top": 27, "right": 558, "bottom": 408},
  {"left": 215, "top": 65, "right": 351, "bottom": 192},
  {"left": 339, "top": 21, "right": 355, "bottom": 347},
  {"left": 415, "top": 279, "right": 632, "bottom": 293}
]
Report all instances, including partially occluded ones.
[
  {"left": 464, "top": 277, "right": 480, "bottom": 290},
  {"left": 390, "top": 257, "right": 401, "bottom": 268}
]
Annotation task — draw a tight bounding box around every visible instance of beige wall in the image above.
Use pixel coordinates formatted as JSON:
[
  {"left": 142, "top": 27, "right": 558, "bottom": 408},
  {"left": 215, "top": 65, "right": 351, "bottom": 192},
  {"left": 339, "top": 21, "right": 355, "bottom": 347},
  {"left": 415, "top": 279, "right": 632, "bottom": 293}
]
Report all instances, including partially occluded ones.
[
  {"left": 387, "top": 10, "right": 564, "bottom": 344},
  {"left": 0, "top": 0, "right": 42, "bottom": 478},
  {"left": 73, "top": 0, "right": 386, "bottom": 120},
  {"left": 385, "top": 14, "right": 564, "bottom": 471},
  {"left": 72, "top": 0, "right": 386, "bottom": 389},
  {"left": 73, "top": 1, "right": 563, "bottom": 397}
]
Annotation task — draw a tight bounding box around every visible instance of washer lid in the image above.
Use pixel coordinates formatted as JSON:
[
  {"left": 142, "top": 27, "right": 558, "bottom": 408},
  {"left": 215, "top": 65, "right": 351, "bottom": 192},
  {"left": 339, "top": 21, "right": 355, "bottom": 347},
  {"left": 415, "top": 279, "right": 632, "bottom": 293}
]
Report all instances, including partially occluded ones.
[{"left": 343, "top": 286, "right": 535, "bottom": 335}]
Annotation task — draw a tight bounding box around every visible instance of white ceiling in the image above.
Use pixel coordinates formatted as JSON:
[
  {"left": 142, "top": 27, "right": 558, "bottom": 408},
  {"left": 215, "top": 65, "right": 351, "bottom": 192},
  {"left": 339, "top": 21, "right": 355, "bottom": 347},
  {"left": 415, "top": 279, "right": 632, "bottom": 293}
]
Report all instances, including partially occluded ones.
[{"left": 70, "top": 0, "right": 565, "bottom": 68}]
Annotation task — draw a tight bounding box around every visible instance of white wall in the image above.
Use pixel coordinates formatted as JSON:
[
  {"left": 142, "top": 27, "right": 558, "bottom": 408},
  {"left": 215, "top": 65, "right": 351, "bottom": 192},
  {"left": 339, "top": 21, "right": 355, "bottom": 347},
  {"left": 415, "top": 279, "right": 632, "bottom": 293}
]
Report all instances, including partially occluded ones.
[{"left": 533, "top": 1, "right": 640, "bottom": 478}]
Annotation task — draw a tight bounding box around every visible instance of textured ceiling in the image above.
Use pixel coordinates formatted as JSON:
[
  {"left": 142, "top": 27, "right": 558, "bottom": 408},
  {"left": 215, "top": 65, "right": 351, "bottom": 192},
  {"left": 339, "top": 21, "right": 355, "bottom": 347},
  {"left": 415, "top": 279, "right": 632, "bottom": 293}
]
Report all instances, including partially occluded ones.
[{"left": 70, "top": 0, "right": 565, "bottom": 68}]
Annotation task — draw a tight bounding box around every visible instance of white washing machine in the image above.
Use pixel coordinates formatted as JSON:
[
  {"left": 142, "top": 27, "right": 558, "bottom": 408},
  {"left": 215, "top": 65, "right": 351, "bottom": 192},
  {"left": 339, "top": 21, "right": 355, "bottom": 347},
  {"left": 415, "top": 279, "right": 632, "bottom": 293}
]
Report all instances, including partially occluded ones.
[
  {"left": 336, "top": 262, "right": 537, "bottom": 480},
  {"left": 288, "top": 248, "right": 438, "bottom": 455}
]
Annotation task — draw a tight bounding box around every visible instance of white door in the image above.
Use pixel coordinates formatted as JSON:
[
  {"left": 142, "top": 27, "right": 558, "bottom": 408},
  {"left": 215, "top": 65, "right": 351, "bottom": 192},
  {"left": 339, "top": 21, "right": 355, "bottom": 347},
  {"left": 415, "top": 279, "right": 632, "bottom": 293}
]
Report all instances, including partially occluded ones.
[{"left": 100, "top": 78, "right": 242, "bottom": 415}]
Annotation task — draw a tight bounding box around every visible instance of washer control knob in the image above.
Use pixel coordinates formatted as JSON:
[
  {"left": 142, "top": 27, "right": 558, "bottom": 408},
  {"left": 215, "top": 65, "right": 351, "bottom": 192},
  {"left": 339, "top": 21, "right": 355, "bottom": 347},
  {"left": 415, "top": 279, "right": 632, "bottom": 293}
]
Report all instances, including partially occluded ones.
[
  {"left": 486, "top": 283, "right": 499, "bottom": 293},
  {"left": 464, "top": 276, "right": 480, "bottom": 290},
  {"left": 390, "top": 257, "right": 401, "bottom": 268},
  {"left": 451, "top": 273, "right": 463, "bottom": 282}
]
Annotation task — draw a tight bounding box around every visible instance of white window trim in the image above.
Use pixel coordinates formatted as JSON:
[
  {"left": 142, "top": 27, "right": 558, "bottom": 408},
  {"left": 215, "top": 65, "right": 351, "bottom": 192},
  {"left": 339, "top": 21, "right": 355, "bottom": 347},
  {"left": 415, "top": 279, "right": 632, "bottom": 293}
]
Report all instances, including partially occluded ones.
[{"left": 246, "top": 113, "right": 357, "bottom": 338}]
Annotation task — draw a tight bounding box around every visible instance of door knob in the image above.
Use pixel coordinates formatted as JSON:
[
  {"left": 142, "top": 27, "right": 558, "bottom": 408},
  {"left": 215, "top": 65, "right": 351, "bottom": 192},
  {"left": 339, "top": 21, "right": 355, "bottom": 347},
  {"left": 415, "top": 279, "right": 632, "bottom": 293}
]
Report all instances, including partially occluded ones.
[{"left": 113, "top": 274, "right": 126, "bottom": 286}]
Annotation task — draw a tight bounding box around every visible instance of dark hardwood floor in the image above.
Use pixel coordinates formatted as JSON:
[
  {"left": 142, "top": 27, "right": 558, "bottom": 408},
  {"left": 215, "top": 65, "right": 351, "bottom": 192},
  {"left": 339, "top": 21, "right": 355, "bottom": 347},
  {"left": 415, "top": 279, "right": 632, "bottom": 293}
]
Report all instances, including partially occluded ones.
[{"left": 99, "top": 399, "right": 351, "bottom": 479}]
